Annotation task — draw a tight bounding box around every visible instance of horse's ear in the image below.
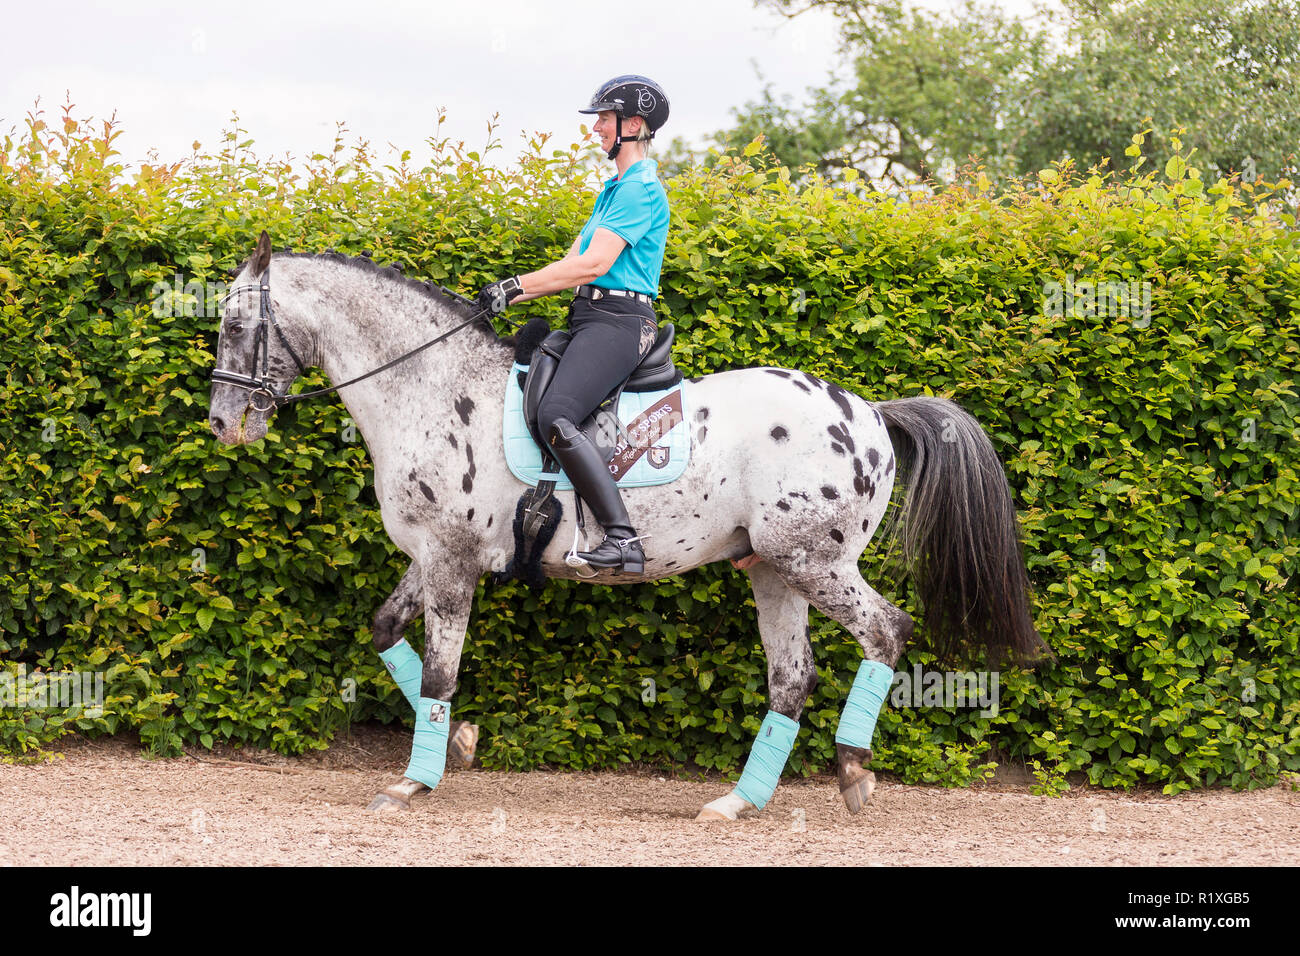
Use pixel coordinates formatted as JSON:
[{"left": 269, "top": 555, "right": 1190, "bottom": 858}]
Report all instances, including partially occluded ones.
[{"left": 253, "top": 230, "right": 272, "bottom": 276}]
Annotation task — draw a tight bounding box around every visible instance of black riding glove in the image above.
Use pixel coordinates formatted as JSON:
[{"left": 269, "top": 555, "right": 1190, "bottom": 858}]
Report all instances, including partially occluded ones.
[{"left": 477, "top": 276, "right": 524, "bottom": 315}]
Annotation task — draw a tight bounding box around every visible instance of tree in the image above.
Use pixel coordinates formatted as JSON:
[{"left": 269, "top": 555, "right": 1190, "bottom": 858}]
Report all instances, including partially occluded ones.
[
  {"left": 1016, "top": 0, "right": 1300, "bottom": 182},
  {"left": 682, "top": 0, "right": 1299, "bottom": 191}
]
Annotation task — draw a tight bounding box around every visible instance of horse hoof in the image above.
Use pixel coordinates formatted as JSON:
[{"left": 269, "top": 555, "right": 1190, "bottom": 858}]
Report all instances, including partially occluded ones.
[
  {"left": 448, "top": 720, "right": 479, "bottom": 770},
  {"left": 695, "top": 793, "right": 749, "bottom": 821},
  {"left": 840, "top": 770, "right": 876, "bottom": 814},
  {"left": 367, "top": 791, "right": 410, "bottom": 812},
  {"left": 695, "top": 807, "right": 733, "bottom": 822}
]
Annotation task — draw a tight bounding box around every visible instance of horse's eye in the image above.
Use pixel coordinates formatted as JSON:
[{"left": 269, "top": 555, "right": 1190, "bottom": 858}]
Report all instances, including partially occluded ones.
[{"left": 228, "top": 322, "right": 244, "bottom": 335}]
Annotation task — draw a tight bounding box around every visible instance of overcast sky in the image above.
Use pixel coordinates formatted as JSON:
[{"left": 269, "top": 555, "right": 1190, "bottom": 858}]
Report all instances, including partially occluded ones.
[{"left": 2, "top": 0, "right": 1046, "bottom": 172}]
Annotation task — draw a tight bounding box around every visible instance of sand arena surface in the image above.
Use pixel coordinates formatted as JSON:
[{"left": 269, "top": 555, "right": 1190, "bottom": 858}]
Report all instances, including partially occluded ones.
[{"left": 2, "top": 727, "right": 1295, "bottom": 866}]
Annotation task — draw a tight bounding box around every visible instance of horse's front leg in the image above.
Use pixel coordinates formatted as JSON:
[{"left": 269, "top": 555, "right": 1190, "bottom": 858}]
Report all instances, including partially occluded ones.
[
  {"left": 368, "top": 566, "right": 477, "bottom": 812},
  {"left": 370, "top": 563, "right": 478, "bottom": 790},
  {"left": 372, "top": 562, "right": 425, "bottom": 704}
]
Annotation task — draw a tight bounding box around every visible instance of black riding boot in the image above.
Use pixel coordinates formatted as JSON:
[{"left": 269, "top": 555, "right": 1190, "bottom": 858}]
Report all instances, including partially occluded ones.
[{"left": 548, "top": 416, "right": 646, "bottom": 574}]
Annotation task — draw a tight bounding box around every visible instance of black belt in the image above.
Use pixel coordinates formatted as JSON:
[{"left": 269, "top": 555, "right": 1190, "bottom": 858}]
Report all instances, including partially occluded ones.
[{"left": 574, "top": 284, "right": 654, "bottom": 306}]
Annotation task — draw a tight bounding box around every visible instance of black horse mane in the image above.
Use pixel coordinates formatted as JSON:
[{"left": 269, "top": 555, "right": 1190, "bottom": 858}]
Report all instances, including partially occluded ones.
[{"left": 229, "top": 246, "right": 506, "bottom": 343}]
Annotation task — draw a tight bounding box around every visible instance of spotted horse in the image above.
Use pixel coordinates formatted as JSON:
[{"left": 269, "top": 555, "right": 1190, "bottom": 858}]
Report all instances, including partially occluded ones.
[{"left": 207, "top": 233, "right": 1050, "bottom": 819}]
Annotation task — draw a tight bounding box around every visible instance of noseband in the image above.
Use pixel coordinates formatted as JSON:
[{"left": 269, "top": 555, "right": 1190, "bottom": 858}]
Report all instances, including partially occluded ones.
[{"left": 210, "top": 262, "right": 502, "bottom": 414}]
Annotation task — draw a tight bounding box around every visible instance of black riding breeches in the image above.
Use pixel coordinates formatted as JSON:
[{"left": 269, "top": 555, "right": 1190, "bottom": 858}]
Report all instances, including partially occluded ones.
[{"left": 536, "top": 295, "right": 659, "bottom": 439}]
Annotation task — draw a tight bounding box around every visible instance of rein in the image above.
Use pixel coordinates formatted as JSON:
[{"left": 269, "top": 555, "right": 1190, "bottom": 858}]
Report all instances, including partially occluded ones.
[{"left": 210, "top": 262, "right": 510, "bottom": 412}]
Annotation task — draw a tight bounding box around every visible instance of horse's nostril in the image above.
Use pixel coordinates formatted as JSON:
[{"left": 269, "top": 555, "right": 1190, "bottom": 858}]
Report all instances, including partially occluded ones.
[{"left": 210, "top": 415, "right": 225, "bottom": 435}]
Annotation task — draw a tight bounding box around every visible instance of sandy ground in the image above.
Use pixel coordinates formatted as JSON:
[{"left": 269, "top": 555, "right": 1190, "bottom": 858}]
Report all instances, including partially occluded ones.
[{"left": 1, "top": 726, "right": 1296, "bottom": 866}]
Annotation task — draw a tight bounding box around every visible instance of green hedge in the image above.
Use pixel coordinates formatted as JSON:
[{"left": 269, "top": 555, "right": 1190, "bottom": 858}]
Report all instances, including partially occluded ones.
[{"left": 1, "top": 115, "right": 1297, "bottom": 793}]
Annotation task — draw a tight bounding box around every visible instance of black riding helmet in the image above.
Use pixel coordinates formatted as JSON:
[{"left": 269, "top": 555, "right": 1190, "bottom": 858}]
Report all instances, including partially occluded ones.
[{"left": 579, "top": 75, "right": 670, "bottom": 160}]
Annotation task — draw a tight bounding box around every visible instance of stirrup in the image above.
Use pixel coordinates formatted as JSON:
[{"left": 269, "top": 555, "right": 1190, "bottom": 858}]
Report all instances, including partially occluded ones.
[{"left": 564, "top": 522, "right": 600, "bottom": 578}]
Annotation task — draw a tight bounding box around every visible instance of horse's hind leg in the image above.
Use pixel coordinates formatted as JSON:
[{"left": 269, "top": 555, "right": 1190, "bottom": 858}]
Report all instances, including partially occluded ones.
[
  {"left": 778, "top": 559, "right": 913, "bottom": 814},
  {"left": 697, "top": 561, "right": 817, "bottom": 821}
]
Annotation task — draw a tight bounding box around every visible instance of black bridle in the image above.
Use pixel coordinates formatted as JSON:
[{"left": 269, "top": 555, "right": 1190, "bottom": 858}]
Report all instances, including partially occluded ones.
[{"left": 210, "top": 262, "right": 502, "bottom": 412}]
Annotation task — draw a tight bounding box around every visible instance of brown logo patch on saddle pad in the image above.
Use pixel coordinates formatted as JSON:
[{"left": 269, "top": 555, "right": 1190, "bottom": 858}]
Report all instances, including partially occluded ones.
[{"left": 607, "top": 389, "right": 684, "bottom": 481}]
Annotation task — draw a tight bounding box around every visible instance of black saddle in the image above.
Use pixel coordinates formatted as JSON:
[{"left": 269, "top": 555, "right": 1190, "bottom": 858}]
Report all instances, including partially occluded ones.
[
  {"left": 496, "top": 319, "right": 680, "bottom": 584},
  {"left": 519, "top": 322, "right": 681, "bottom": 464}
]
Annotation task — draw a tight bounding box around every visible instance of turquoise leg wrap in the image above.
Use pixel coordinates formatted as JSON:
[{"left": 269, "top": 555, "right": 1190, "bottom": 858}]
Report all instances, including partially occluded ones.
[
  {"left": 405, "top": 696, "right": 453, "bottom": 789},
  {"left": 733, "top": 711, "right": 800, "bottom": 810},
  {"left": 835, "top": 659, "right": 894, "bottom": 750},
  {"left": 378, "top": 640, "right": 423, "bottom": 713}
]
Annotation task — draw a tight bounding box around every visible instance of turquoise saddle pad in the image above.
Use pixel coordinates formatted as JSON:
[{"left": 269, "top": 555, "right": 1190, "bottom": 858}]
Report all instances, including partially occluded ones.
[{"left": 502, "top": 363, "right": 692, "bottom": 490}]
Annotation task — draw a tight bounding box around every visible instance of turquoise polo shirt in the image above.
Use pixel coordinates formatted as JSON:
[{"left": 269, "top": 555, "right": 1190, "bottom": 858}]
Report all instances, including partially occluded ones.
[{"left": 577, "top": 158, "right": 670, "bottom": 298}]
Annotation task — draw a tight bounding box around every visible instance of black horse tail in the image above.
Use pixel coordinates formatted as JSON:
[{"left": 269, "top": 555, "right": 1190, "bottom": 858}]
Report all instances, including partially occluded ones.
[{"left": 875, "top": 396, "right": 1052, "bottom": 666}]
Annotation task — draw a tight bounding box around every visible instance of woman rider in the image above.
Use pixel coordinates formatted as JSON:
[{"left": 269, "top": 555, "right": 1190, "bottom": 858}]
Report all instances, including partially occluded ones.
[{"left": 477, "top": 75, "right": 671, "bottom": 575}]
